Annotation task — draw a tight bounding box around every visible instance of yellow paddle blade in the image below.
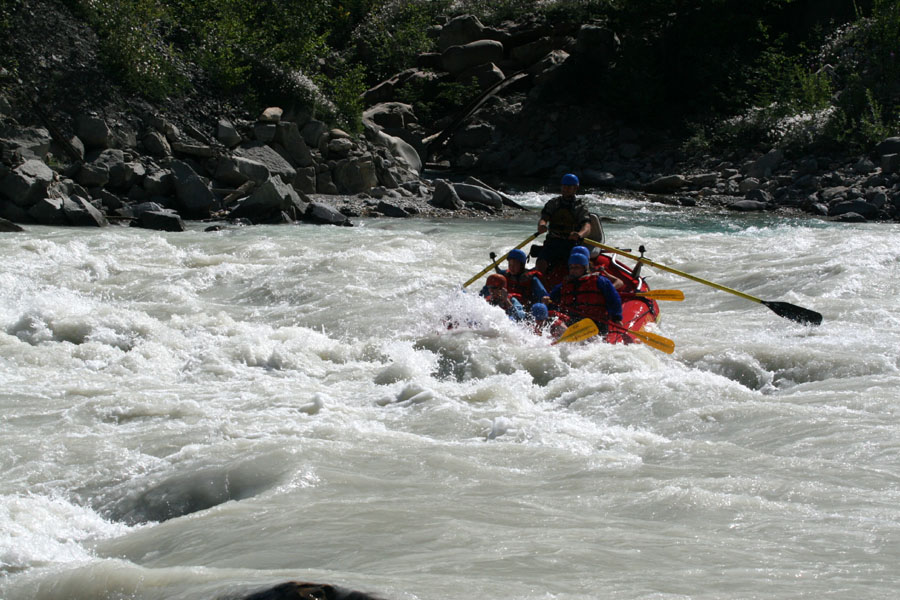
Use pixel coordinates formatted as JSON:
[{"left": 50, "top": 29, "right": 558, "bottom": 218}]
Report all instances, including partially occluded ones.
[
  {"left": 632, "top": 289, "right": 684, "bottom": 301},
  {"left": 551, "top": 318, "right": 599, "bottom": 345},
  {"left": 626, "top": 328, "right": 675, "bottom": 354}
]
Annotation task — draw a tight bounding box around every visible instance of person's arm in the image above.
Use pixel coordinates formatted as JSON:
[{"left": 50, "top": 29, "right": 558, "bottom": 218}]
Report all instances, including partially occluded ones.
[
  {"left": 596, "top": 276, "right": 623, "bottom": 322},
  {"left": 531, "top": 276, "right": 549, "bottom": 304},
  {"left": 507, "top": 296, "right": 527, "bottom": 321},
  {"left": 596, "top": 265, "right": 624, "bottom": 290},
  {"left": 547, "top": 284, "right": 562, "bottom": 306},
  {"left": 569, "top": 202, "right": 593, "bottom": 240}
]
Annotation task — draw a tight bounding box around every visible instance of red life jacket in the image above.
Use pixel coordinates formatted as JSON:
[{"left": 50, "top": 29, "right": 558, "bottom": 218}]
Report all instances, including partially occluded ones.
[
  {"left": 505, "top": 270, "right": 543, "bottom": 303},
  {"left": 559, "top": 274, "right": 611, "bottom": 322}
]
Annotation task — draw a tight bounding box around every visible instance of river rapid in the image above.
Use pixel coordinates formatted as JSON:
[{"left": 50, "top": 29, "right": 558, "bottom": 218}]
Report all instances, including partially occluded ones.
[{"left": 2, "top": 191, "right": 899, "bottom": 600}]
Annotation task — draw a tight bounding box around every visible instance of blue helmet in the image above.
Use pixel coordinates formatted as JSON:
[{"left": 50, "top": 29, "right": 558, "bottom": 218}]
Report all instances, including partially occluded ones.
[
  {"left": 571, "top": 245, "right": 590, "bottom": 257},
  {"left": 568, "top": 252, "right": 589, "bottom": 266},
  {"left": 508, "top": 248, "right": 527, "bottom": 264},
  {"left": 561, "top": 173, "right": 579, "bottom": 186},
  {"left": 531, "top": 303, "right": 549, "bottom": 320}
]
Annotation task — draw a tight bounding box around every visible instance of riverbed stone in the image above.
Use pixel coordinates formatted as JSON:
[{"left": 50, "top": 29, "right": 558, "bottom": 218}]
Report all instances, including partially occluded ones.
[
  {"left": 442, "top": 40, "right": 504, "bottom": 75},
  {"left": 170, "top": 159, "right": 215, "bottom": 218},
  {"left": 0, "top": 158, "right": 55, "bottom": 206}
]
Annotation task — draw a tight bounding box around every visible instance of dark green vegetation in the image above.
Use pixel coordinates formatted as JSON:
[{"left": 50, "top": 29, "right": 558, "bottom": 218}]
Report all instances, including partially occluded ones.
[{"left": 2, "top": 0, "right": 897, "bottom": 151}]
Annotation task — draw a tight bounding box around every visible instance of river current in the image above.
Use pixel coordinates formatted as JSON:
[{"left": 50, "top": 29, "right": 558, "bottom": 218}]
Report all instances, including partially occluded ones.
[{"left": 1, "top": 191, "right": 899, "bottom": 600}]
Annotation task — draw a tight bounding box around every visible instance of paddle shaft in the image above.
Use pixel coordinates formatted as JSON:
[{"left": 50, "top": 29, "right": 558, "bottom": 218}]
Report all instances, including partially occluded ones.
[
  {"left": 583, "top": 238, "right": 822, "bottom": 325},
  {"left": 463, "top": 232, "right": 541, "bottom": 288}
]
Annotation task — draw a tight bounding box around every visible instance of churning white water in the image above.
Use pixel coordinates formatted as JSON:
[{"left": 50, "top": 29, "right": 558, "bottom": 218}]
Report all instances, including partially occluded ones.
[{"left": 2, "top": 191, "right": 899, "bottom": 600}]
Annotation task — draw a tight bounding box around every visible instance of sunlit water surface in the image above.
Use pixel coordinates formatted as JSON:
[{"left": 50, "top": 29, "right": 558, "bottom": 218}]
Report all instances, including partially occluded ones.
[{"left": 2, "top": 192, "right": 899, "bottom": 600}]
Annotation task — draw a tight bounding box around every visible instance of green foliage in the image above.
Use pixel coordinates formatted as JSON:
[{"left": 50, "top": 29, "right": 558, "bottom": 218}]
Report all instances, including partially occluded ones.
[
  {"left": 0, "top": 0, "right": 23, "bottom": 73},
  {"left": 349, "top": 0, "right": 447, "bottom": 85},
  {"left": 88, "top": 0, "right": 187, "bottom": 100},
  {"left": 316, "top": 62, "right": 367, "bottom": 132}
]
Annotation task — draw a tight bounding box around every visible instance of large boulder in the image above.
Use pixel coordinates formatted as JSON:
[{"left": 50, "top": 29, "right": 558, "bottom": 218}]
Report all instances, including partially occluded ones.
[
  {"left": 275, "top": 121, "right": 314, "bottom": 167},
  {"left": 363, "top": 102, "right": 418, "bottom": 130},
  {"left": 747, "top": 149, "right": 784, "bottom": 178},
  {"left": 430, "top": 179, "right": 464, "bottom": 210},
  {"left": 644, "top": 174, "right": 686, "bottom": 194},
  {"left": 453, "top": 182, "right": 503, "bottom": 209},
  {"left": 215, "top": 155, "right": 270, "bottom": 186},
  {"left": 306, "top": 202, "right": 352, "bottom": 226},
  {"left": 228, "top": 176, "right": 309, "bottom": 222},
  {"left": 574, "top": 25, "right": 619, "bottom": 65},
  {"left": 0, "top": 216, "right": 24, "bottom": 232},
  {"left": 170, "top": 160, "right": 216, "bottom": 218},
  {"left": 235, "top": 141, "right": 297, "bottom": 183},
  {"left": 0, "top": 159, "right": 55, "bottom": 207},
  {"left": 133, "top": 209, "right": 185, "bottom": 232},
  {"left": 0, "top": 126, "right": 52, "bottom": 161},
  {"left": 333, "top": 158, "right": 378, "bottom": 194},
  {"left": 63, "top": 196, "right": 108, "bottom": 227},
  {"left": 75, "top": 113, "right": 111, "bottom": 149},
  {"left": 437, "top": 15, "right": 486, "bottom": 51},
  {"left": 442, "top": 40, "right": 505, "bottom": 75}
]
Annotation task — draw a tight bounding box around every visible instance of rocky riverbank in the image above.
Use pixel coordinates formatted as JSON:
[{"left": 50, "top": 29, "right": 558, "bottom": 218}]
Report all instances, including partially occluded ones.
[{"left": 1, "top": 2, "right": 899, "bottom": 233}]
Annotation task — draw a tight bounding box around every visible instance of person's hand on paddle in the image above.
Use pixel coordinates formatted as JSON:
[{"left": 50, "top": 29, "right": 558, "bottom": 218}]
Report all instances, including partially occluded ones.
[{"left": 537, "top": 222, "right": 548, "bottom": 234}]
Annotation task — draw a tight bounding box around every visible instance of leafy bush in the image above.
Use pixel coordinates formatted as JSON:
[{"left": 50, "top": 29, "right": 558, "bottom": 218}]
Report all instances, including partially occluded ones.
[{"left": 88, "top": 0, "right": 187, "bottom": 100}]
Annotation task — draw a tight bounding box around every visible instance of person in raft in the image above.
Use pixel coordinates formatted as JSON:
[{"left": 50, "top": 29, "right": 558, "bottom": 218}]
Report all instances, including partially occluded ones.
[
  {"left": 484, "top": 248, "right": 549, "bottom": 308},
  {"left": 483, "top": 273, "right": 527, "bottom": 321},
  {"left": 530, "top": 302, "right": 568, "bottom": 339},
  {"left": 535, "top": 173, "right": 592, "bottom": 274},
  {"left": 569, "top": 245, "right": 625, "bottom": 291},
  {"left": 547, "top": 250, "right": 623, "bottom": 333}
]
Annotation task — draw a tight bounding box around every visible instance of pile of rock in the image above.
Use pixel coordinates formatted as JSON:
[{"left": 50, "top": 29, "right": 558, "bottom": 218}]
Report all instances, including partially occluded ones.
[
  {"left": 0, "top": 103, "right": 459, "bottom": 231},
  {"left": 361, "top": 14, "right": 619, "bottom": 171},
  {"left": 637, "top": 143, "right": 900, "bottom": 221}
]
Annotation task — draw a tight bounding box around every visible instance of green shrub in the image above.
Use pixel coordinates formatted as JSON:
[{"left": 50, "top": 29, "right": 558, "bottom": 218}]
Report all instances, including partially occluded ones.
[{"left": 88, "top": 0, "right": 187, "bottom": 100}]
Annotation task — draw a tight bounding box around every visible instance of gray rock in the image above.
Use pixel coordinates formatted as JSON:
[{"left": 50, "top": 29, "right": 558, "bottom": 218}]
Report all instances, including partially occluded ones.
[
  {"left": 63, "top": 196, "right": 108, "bottom": 227},
  {"left": 217, "top": 119, "right": 242, "bottom": 148},
  {"left": 0, "top": 126, "right": 52, "bottom": 161},
  {"left": 821, "top": 186, "right": 850, "bottom": 202},
  {"left": 510, "top": 37, "right": 554, "bottom": 67},
  {"left": 881, "top": 153, "right": 900, "bottom": 175},
  {"left": 316, "top": 170, "right": 338, "bottom": 194},
  {"left": 143, "top": 131, "right": 171, "bottom": 157},
  {"left": 259, "top": 107, "right": 283, "bottom": 123},
  {"left": 437, "top": 14, "right": 486, "bottom": 51},
  {"left": 442, "top": 40, "right": 504, "bottom": 75},
  {"left": 306, "top": 202, "right": 352, "bottom": 225},
  {"left": 0, "top": 216, "right": 24, "bottom": 232},
  {"left": 76, "top": 114, "right": 111, "bottom": 149},
  {"left": 875, "top": 137, "right": 900, "bottom": 157},
  {"left": 215, "top": 155, "right": 270, "bottom": 186},
  {"left": 253, "top": 122, "right": 277, "bottom": 143},
  {"left": 134, "top": 210, "right": 185, "bottom": 232},
  {"left": 275, "top": 121, "right": 314, "bottom": 167},
  {"left": 170, "top": 160, "right": 216, "bottom": 218},
  {"left": 327, "top": 137, "right": 354, "bottom": 158},
  {"left": 744, "top": 188, "right": 772, "bottom": 203},
  {"left": 833, "top": 211, "right": 867, "bottom": 222},
  {"left": 363, "top": 102, "right": 418, "bottom": 130},
  {"left": 235, "top": 142, "right": 296, "bottom": 183},
  {"left": 457, "top": 62, "right": 505, "bottom": 89},
  {"left": 28, "top": 196, "right": 68, "bottom": 225},
  {"left": 830, "top": 199, "right": 879, "bottom": 219},
  {"left": 293, "top": 167, "right": 316, "bottom": 194},
  {"left": 747, "top": 149, "right": 784, "bottom": 178},
  {"left": 574, "top": 25, "right": 620, "bottom": 65},
  {"left": 0, "top": 159, "right": 55, "bottom": 206},
  {"left": 729, "top": 199, "right": 768, "bottom": 211},
  {"left": 375, "top": 201, "right": 410, "bottom": 218},
  {"left": 229, "top": 176, "right": 309, "bottom": 222},
  {"left": 301, "top": 119, "right": 328, "bottom": 147},
  {"left": 143, "top": 169, "right": 174, "bottom": 197},
  {"left": 453, "top": 182, "right": 502, "bottom": 209},
  {"left": 334, "top": 158, "right": 378, "bottom": 194},
  {"left": 644, "top": 174, "right": 685, "bottom": 193},
  {"left": 430, "top": 179, "right": 464, "bottom": 210}
]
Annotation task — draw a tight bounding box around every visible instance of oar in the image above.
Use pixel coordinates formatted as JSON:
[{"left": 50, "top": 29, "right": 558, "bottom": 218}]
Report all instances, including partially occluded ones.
[
  {"left": 551, "top": 318, "right": 598, "bottom": 345},
  {"left": 627, "top": 289, "right": 684, "bottom": 301},
  {"left": 463, "top": 232, "right": 541, "bottom": 288},
  {"left": 583, "top": 238, "right": 823, "bottom": 325},
  {"left": 609, "top": 323, "right": 675, "bottom": 354}
]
